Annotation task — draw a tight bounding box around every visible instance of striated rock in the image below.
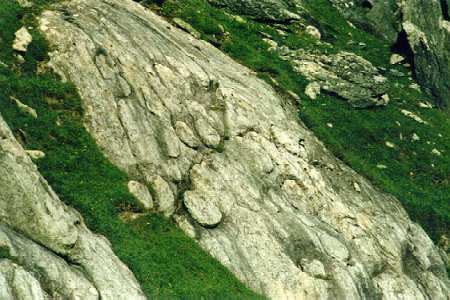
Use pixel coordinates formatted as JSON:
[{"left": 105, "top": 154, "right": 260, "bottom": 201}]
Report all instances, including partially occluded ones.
[
  {"left": 24, "top": 150, "right": 45, "bottom": 160},
  {"left": 39, "top": 0, "right": 449, "bottom": 298},
  {"left": 12, "top": 27, "right": 32, "bottom": 53},
  {"left": 330, "top": 0, "right": 450, "bottom": 111},
  {"left": 0, "top": 114, "right": 145, "bottom": 299},
  {"left": 208, "top": 0, "right": 302, "bottom": 21},
  {"left": 280, "top": 49, "right": 389, "bottom": 108},
  {"left": 173, "top": 18, "right": 202, "bottom": 39},
  {"left": 128, "top": 180, "right": 153, "bottom": 210},
  {"left": 305, "top": 25, "right": 321, "bottom": 40},
  {"left": 10, "top": 96, "right": 37, "bottom": 119},
  {"left": 148, "top": 175, "right": 176, "bottom": 217},
  {"left": 305, "top": 81, "right": 321, "bottom": 100}
]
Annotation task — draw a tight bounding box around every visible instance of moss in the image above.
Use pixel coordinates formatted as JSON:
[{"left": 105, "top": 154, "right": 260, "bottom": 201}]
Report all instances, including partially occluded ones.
[{"left": 0, "top": 1, "right": 263, "bottom": 298}]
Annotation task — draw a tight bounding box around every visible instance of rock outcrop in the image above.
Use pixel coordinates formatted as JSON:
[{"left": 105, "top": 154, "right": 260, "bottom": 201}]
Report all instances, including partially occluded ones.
[
  {"left": 330, "top": 0, "right": 450, "bottom": 111},
  {"left": 0, "top": 115, "right": 145, "bottom": 299},
  {"left": 278, "top": 48, "right": 390, "bottom": 108},
  {"left": 207, "top": 0, "right": 303, "bottom": 21},
  {"left": 38, "top": 0, "right": 449, "bottom": 298},
  {"left": 212, "top": 0, "right": 450, "bottom": 110}
]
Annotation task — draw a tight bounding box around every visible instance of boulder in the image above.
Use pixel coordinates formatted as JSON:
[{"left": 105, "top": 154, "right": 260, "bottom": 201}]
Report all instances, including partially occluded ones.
[{"left": 12, "top": 27, "right": 32, "bottom": 53}]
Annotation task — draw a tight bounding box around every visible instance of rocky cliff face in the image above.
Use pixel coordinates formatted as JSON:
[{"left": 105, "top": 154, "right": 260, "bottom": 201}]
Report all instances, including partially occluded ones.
[
  {"left": 36, "top": 0, "right": 450, "bottom": 298},
  {"left": 210, "top": 0, "right": 450, "bottom": 111},
  {"left": 0, "top": 115, "right": 145, "bottom": 299},
  {"left": 331, "top": 0, "right": 450, "bottom": 111}
]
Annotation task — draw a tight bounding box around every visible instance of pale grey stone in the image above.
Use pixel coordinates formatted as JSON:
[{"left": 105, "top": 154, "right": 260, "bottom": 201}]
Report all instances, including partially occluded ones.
[
  {"left": 128, "top": 180, "right": 153, "bottom": 210},
  {"left": 12, "top": 27, "right": 32, "bottom": 52}
]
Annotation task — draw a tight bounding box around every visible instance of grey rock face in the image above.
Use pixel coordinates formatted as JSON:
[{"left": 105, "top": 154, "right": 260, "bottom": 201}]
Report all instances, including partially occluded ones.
[
  {"left": 330, "top": 0, "right": 450, "bottom": 111},
  {"left": 0, "top": 115, "right": 145, "bottom": 299},
  {"left": 213, "top": 0, "right": 450, "bottom": 110},
  {"left": 279, "top": 49, "right": 389, "bottom": 108},
  {"left": 208, "top": 0, "right": 303, "bottom": 21},
  {"left": 39, "top": 0, "right": 449, "bottom": 299}
]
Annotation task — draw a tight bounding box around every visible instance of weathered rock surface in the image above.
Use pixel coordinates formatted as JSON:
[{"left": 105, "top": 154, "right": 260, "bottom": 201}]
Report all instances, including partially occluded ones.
[
  {"left": 39, "top": 0, "right": 449, "bottom": 299},
  {"left": 208, "top": 0, "right": 303, "bottom": 21},
  {"left": 213, "top": 0, "right": 450, "bottom": 110},
  {"left": 12, "top": 27, "right": 32, "bottom": 53},
  {"left": 330, "top": 0, "right": 450, "bottom": 110},
  {"left": 0, "top": 114, "right": 145, "bottom": 299},
  {"left": 279, "top": 49, "right": 389, "bottom": 108}
]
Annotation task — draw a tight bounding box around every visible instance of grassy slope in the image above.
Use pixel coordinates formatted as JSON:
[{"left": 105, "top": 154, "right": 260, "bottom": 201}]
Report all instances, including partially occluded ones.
[
  {"left": 148, "top": 0, "right": 449, "bottom": 243},
  {"left": 0, "top": 1, "right": 262, "bottom": 298}
]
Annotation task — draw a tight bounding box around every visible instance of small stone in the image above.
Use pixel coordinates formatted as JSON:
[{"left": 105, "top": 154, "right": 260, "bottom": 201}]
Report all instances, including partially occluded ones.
[
  {"left": 409, "top": 83, "right": 421, "bottom": 91},
  {"left": 25, "top": 150, "right": 45, "bottom": 160},
  {"left": 287, "top": 90, "right": 300, "bottom": 101},
  {"left": 147, "top": 176, "right": 175, "bottom": 217},
  {"left": 431, "top": 149, "right": 442, "bottom": 156},
  {"left": 128, "top": 181, "right": 153, "bottom": 210},
  {"left": 305, "top": 82, "right": 321, "bottom": 100},
  {"left": 173, "top": 215, "right": 196, "bottom": 239},
  {"left": 353, "top": 182, "right": 361, "bottom": 193},
  {"left": 390, "top": 54, "right": 405, "bottom": 65},
  {"left": 385, "top": 141, "right": 395, "bottom": 148},
  {"left": 175, "top": 121, "right": 201, "bottom": 148},
  {"left": 377, "top": 164, "right": 388, "bottom": 169},
  {"left": 263, "top": 38, "right": 278, "bottom": 51},
  {"left": 412, "top": 133, "right": 420, "bottom": 141},
  {"left": 379, "top": 94, "right": 390, "bottom": 105},
  {"left": 13, "top": 27, "right": 32, "bottom": 52},
  {"left": 326, "top": 123, "right": 333, "bottom": 128},
  {"left": 15, "top": 54, "right": 25, "bottom": 64},
  {"left": 400, "top": 109, "right": 428, "bottom": 124},
  {"left": 305, "top": 25, "right": 321, "bottom": 40},
  {"left": 418, "top": 101, "right": 433, "bottom": 109},
  {"left": 10, "top": 96, "right": 37, "bottom": 119},
  {"left": 17, "top": 0, "right": 32, "bottom": 7}
]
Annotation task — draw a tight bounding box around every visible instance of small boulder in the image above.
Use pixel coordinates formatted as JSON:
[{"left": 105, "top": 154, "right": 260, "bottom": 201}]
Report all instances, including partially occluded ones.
[
  {"left": 305, "top": 82, "right": 321, "bottom": 100},
  {"left": 10, "top": 96, "right": 37, "bottom": 119},
  {"left": 184, "top": 192, "right": 222, "bottom": 227},
  {"left": 13, "top": 27, "right": 32, "bottom": 52},
  {"left": 127, "top": 181, "right": 153, "bottom": 210},
  {"left": 147, "top": 176, "right": 176, "bottom": 217},
  {"left": 390, "top": 54, "right": 405, "bottom": 65},
  {"left": 25, "top": 150, "right": 45, "bottom": 160},
  {"left": 305, "top": 25, "right": 321, "bottom": 40}
]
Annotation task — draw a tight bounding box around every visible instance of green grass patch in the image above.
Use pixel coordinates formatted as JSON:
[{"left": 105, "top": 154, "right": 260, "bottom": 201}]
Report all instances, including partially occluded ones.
[
  {"left": 150, "top": 0, "right": 449, "bottom": 243},
  {"left": 0, "top": 1, "right": 262, "bottom": 298}
]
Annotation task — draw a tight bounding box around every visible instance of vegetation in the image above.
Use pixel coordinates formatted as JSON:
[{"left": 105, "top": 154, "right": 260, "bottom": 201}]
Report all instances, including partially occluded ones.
[
  {"left": 1, "top": 0, "right": 448, "bottom": 296},
  {"left": 0, "top": 1, "right": 262, "bottom": 298},
  {"left": 147, "top": 0, "right": 449, "bottom": 243}
]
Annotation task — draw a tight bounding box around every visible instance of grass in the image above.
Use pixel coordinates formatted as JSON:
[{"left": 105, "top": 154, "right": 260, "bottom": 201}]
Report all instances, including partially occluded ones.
[
  {"left": 0, "top": 1, "right": 263, "bottom": 298},
  {"left": 147, "top": 0, "right": 450, "bottom": 244}
]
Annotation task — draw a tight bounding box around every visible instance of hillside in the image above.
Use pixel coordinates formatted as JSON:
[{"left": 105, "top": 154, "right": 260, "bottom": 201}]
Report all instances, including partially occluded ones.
[{"left": 0, "top": 0, "right": 449, "bottom": 299}]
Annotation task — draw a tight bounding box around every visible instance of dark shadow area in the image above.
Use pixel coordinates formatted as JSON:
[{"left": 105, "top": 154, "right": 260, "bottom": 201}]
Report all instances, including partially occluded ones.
[
  {"left": 441, "top": 0, "right": 450, "bottom": 20},
  {"left": 391, "top": 29, "right": 415, "bottom": 68},
  {"left": 361, "top": 0, "right": 373, "bottom": 10}
]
